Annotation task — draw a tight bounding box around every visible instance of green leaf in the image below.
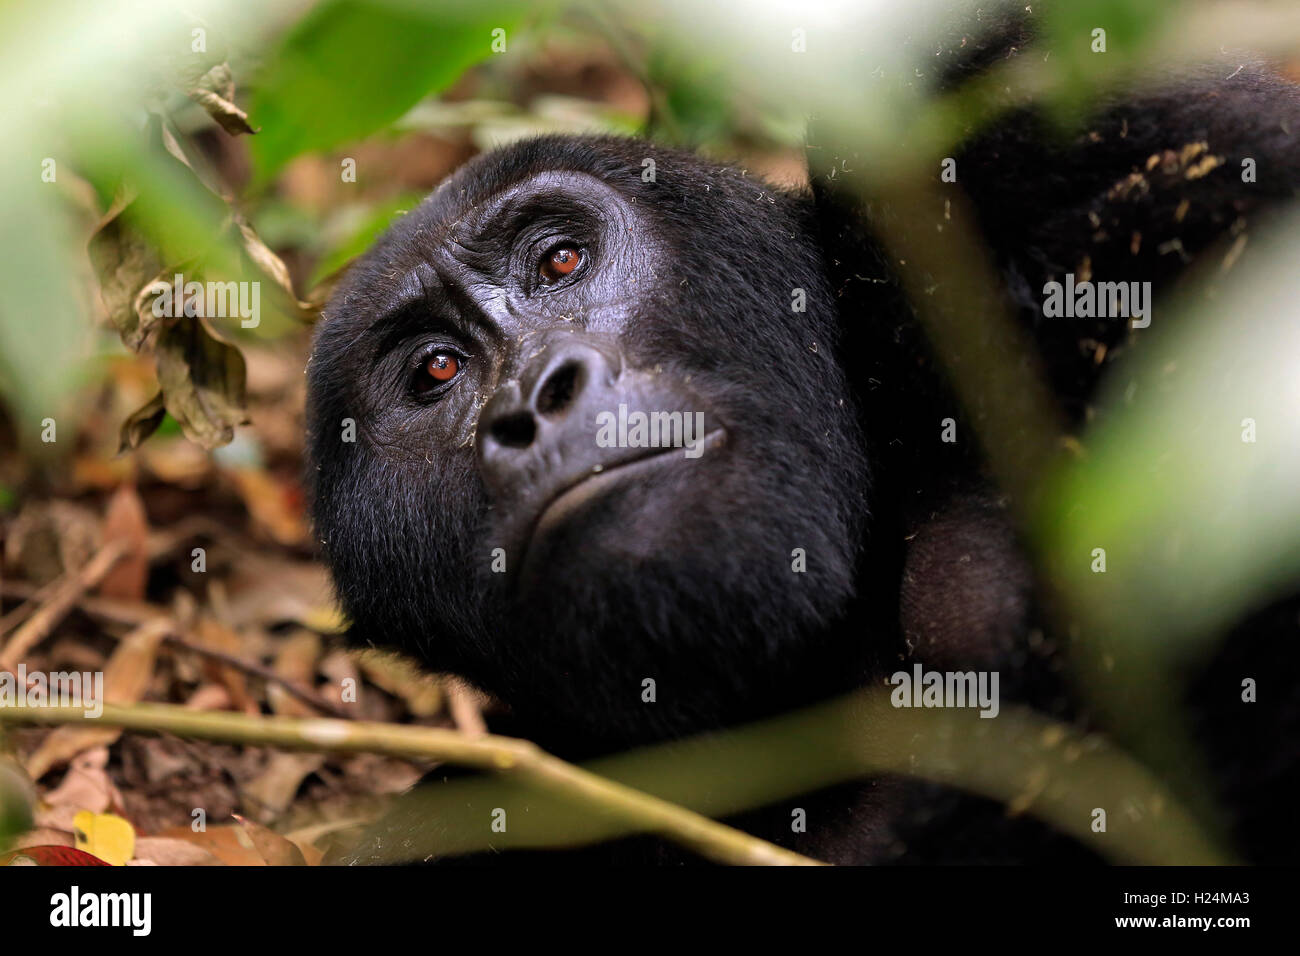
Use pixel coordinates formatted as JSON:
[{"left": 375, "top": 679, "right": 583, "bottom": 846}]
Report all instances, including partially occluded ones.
[
  {"left": 0, "top": 167, "right": 88, "bottom": 439},
  {"left": 249, "top": 0, "right": 533, "bottom": 182},
  {"left": 1038, "top": 0, "right": 1180, "bottom": 120},
  {"left": 309, "top": 192, "right": 424, "bottom": 286},
  {"left": 0, "top": 761, "right": 35, "bottom": 849}
]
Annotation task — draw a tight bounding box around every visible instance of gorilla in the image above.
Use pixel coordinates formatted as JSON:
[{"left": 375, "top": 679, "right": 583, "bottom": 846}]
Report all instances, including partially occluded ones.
[
  {"left": 306, "top": 12, "right": 1300, "bottom": 864},
  {"left": 307, "top": 137, "right": 872, "bottom": 757}
]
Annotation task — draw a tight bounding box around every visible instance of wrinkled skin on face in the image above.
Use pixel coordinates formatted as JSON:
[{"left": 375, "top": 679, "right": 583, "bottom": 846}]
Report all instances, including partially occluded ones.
[{"left": 307, "top": 137, "right": 870, "bottom": 752}]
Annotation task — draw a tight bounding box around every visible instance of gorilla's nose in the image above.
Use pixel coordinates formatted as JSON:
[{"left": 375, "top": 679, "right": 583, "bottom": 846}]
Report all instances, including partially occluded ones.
[{"left": 476, "top": 333, "right": 623, "bottom": 502}]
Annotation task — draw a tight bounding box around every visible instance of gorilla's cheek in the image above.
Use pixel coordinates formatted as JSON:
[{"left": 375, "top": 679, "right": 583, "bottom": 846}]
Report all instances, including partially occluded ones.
[{"left": 349, "top": 453, "right": 499, "bottom": 635}]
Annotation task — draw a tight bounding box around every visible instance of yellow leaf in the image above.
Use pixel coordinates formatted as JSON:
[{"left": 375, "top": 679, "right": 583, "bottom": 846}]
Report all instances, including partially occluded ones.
[
  {"left": 72, "top": 811, "right": 136, "bottom": 866},
  {"left": 301, "top": 603, "right": 348, "bottom": 635}
]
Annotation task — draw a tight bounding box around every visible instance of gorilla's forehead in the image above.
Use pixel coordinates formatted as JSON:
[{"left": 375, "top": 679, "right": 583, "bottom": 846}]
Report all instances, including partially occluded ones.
[
  {"left": 323, "top": 135, "right": 669, "bottom": 331},
  {"left": 393, "top": 135, "right": 666, "bottom": 246},
  {"left": 431, "top": 135, "right": 653, "bottom": 209},
  {"left": 317, "top": 132, "right": 818, "bottom": 359}
]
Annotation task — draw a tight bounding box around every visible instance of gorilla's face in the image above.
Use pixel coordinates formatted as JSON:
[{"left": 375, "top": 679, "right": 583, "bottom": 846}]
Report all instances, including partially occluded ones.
[{"left": 307, "top": 137, "right": 868, "bottom": 745}]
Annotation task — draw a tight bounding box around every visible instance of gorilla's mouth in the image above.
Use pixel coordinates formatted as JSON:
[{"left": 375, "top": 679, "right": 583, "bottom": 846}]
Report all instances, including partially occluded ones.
[{"left": 515, "top": 427, "right": 727, "bottom": 578}]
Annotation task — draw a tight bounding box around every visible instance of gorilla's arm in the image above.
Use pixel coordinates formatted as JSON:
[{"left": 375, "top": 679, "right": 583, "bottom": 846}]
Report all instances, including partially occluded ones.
[{"left": 810, "top": 28, "right": 1300, "bottom": 861}]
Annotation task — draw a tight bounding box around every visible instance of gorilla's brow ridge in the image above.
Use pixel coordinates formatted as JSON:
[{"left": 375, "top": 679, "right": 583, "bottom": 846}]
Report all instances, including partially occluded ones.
[
  {"left": 357, "top": 266, "right": 431, "bottom": 338},
  {"left": 364, "top": 261, "right": 501, "bottom": 356}
]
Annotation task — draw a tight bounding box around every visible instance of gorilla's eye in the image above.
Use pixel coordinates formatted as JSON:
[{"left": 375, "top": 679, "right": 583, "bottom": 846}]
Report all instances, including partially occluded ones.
[
  {"left": 412, "top": 351, "right": 463, "bottom": 397},
  {"left": 539, "top": 245, "right": 583, "bottom": 284},
  {"left": 427, "top": 353, "right": 459, "bottom": 381}
]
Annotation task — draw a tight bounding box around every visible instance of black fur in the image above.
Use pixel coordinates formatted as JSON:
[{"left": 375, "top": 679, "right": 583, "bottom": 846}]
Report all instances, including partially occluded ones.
[
  {"left": 308, "top": 138, "right": 873, "bottom": 756},
  {"left": 307, "top": 12, "right": 1300, "bottom": 863}
]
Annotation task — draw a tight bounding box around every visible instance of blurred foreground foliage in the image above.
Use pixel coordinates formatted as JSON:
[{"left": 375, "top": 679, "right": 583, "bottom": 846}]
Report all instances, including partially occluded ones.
[{"left": 1, "top": 0, "right": 1299, "bottom": 863}]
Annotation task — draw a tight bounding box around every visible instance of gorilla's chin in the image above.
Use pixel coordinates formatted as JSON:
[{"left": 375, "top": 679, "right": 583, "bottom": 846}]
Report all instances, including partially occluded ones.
[{"left": 506, "top": 426, "right": 729, "bottom": 586}]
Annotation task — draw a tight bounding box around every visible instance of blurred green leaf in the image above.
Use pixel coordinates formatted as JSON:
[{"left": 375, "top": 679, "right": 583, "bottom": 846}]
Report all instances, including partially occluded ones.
[
  {"left": 0, "top": 171, "right": 89, "bottom": 440},
  {"left": 1032, "top": 209, "right": 1300, "bottom": 796},
  {"left": 1039, "top": 213, "right": 1300, "bottom": 657},
  {"left": 0, "top": 761, "right": 35, "bottom": 849},
  {"left": 249, "top": 0, "right": 533, "bottom": 182},
  {"left": 310, "top": 192, "right": 424, "bottom": 286},
  {"left": 1039, "top": 0, "right": 1180, "bottom": 120},
  {"left": 645, "top": 44, "right": 732, "bottom": 145}
]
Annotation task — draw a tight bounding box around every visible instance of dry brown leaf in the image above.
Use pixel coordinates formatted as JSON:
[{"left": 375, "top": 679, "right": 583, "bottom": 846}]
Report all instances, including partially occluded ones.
[
  {"left": 182, "top": 683, "right": 232, "bottom": 711},
  {"left": 232, "top": 213, "right": 315, "bottom": 321},
  {"left": 24, "top": 720, "right": 124, "bottom": 784},
  {"left": 222, "top": 558, "right": 339, "bottom": 630},
  {"left": 154, "top": 823, "right": 267, "bottom": 866},
  {"left": 268, "top": 629, "right": 321, "bottom": 717},
  {"left": 46, "top": 638, "right": 106, "bottom": 673},
  {"left": 24, "top": 620, "right": 169, "bottom": 780},
  {"left": 5, "top": 500, "right": 100, "bottom": 588},
  {"left": 189, "top": 62, "right": 257, "bottom": 136},
  {"left": 191, "top": 616, "right": 256, "bottom": 713},
  {"left": 38, "top": 748, "right": 118, "bottom": 816},
  {"left": 137, "top": 436, "right": 212, "bottom": 485},
  {"left": 191, "top": 89, "right": 256, "bottom": 136},
  {"left": 354, "top": 649, "right": 443, "bottom": 718},
  {"left": 226, "top": 466, "right": 308, "bottom": 547},
  {"left": 97, "top": 484, "right": 150, "bottom": 601},
  {"left": 1, "top": 538, "right": 125, "bottom": 665},
  {"left": 71, "top": 454, "right": 135, "bottom": 492},
  {"left": 320, "top": 650, "right": 361, "bottom": 712},
  {"left": 118, "top": 392, "right": 168, "bottom": 453},
  {"left": 105, "top": 623, "right": 168, "bottom": 704},
  {"left": 338, "top": 753, "right": 425, "bottom": 796},
  {"left": 132, "top": 836, "right": 224, "bottom": 866},
  {"left": 233, "top": 814, "right": 307, "bottom": 866},
  {"left": 155, "top": 315, "right": 249, "bottom": 450},
  {"left": 241, "top": 752, "right": 325, "bottom": 822},
  {"left": 86, "top": 194, "right": 165, "bottom": 352}
]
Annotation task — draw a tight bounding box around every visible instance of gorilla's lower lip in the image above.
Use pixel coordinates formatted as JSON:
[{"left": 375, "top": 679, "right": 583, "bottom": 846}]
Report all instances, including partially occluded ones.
[{"left": 516, "top": 428, "right": 727, "bottom": 577}]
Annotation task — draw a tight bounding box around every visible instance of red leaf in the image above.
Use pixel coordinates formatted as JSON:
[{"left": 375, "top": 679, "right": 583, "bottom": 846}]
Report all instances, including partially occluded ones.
[{"left": 0, "top": 845, "right": 111, "bottom": 866}]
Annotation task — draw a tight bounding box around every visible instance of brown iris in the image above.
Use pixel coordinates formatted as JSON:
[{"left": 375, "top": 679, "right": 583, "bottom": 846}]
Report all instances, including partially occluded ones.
[
  {"left": 426, "top": 353, "right": 459, "bottom": 382},
  {"left": 540, "top": 246, "right": 581, "bottom": 283}
]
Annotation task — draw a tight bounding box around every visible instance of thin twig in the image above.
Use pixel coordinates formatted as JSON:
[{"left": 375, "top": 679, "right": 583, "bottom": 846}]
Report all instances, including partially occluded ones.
[
  {"left": 164, "top": 631, "right": 351, "bottom": 720},
  {"left": 0, "top": 577, "right": 62, "bottom": 636},
  {"left": 0, "top": 702, "right": 823, "bottom": 867},
  {"left": 3, "top": 581, "right": 167, "bottom": 629},
  {"left": 0, "top": 581, "right": 348, "bottom": 718},
  {"left": 0, "top": 540, "right": 127, "bottom": 666}
]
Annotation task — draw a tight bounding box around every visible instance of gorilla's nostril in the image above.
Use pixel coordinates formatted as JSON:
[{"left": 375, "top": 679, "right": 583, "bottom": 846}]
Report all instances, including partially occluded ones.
[
  {"left": 536, "top": 361, "right": 584, "bottom": 417},
  {"left": 490, "top": 410, "right": 537, "bottom": 449}
]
